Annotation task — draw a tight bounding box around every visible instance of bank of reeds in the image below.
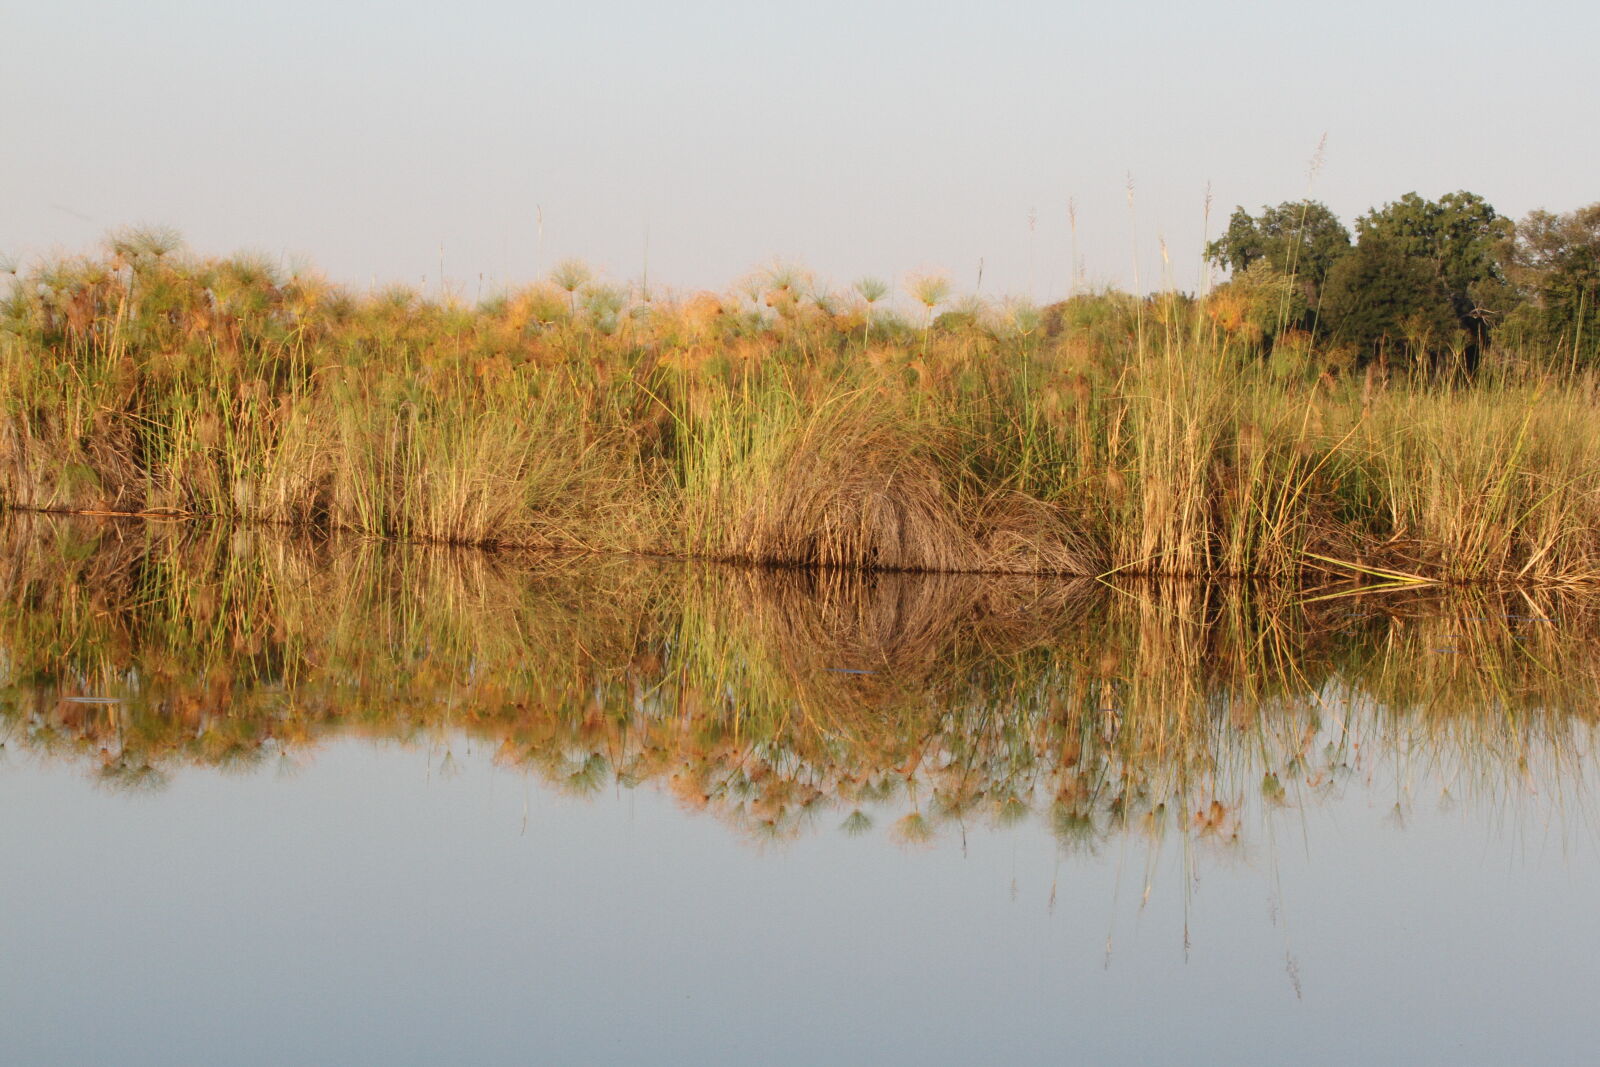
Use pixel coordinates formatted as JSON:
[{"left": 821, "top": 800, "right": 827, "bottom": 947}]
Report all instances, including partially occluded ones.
[
  {"left": 3, "top": 514, "right": 1596, "bottom": 844},
  {"left": 5, "top": 239, "right": 1600, "bottom": 580}
]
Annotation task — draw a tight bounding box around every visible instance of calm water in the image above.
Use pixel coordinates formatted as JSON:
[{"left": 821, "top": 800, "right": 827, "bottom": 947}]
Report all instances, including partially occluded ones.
[{"left": 2, "top": 516, "right": 1599, "bottom": 1064}]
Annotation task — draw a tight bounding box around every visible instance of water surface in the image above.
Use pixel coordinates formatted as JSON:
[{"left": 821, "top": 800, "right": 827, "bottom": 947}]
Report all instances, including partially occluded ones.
[{"left": 2, "top": 516, "right": 1598, "bottom": 1064}]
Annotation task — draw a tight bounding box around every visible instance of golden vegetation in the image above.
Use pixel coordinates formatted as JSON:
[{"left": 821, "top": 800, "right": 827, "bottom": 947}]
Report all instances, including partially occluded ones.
[{"left": 5, "top": 235, "right": 1600, "bottom": 580}]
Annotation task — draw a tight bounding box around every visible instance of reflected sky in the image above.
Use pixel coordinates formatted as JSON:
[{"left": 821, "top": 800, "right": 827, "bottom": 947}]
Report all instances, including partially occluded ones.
[{"left": 3, "top": 739, "right": 1598, "bottom": 1065}]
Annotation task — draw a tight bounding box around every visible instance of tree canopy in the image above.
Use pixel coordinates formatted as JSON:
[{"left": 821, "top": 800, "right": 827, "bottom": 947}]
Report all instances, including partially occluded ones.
[
  {"left": 1200, "top": 190, "right": 1600, "bottom": 369},
  {"left": 1319, "top": 235, "right": 1458, "bottom": 358},
  {"left": 1355, "top": 191, "right": 1510, "bottom": 333},
  {"left": 1206, "top": 200, "right": 1352, "bottom": 290},
  {"left": 1500, "top": 202, "right": 1600, "bottom": 360}
]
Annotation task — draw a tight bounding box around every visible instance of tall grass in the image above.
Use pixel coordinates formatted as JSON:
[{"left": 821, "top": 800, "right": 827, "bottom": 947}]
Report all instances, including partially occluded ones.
[{"left": 4, "top": 238, "right": 1600, "bottom": 580}]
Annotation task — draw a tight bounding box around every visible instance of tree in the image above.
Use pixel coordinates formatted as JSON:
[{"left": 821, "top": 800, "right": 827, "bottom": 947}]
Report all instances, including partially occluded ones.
[
  {"left": 1501, "top": 203, "right": 1600, "bottom": 364},
  {"left": 1205, "top": 200, "right": 1352, "bottom": 293},
  {"left": 1319, "top": 235, "right": 1458, "bottom": 362},
  {"left": 1355, "top": 192, "right": 1511, "bottom": 344}
]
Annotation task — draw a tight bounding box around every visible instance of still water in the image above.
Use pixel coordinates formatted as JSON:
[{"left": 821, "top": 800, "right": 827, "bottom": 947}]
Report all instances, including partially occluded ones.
[{"left": 2, "top": 516, "right": 1598, "bottom": 1064}]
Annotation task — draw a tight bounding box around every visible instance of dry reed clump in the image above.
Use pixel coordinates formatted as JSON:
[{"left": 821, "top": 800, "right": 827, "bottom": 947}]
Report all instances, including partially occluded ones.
[
  {"left": 699, "top": 390, "right": 1101, "bottom": 574},
  {"left": 724, "top": 411, "right": 971, "bottom": 571},
  {"left": 973, "top": 491, "right": 1102, "bottom": 574}
]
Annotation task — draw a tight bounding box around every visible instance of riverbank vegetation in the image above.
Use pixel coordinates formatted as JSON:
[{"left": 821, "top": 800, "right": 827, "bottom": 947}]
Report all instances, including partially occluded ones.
[{"left": 3, "top": 192, "right": 1598, "bottom": 581}]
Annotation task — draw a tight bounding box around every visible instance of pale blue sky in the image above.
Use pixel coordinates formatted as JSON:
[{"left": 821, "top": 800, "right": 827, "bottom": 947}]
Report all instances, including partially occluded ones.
[{"left": 4, "top": 0, "right": 1595, "bottom": 301}]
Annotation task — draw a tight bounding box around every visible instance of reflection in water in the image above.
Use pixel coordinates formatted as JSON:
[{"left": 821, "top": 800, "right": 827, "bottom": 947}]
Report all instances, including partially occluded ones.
[
  {"left": 7, "top": 512, "right": 1600, "bottom": 1063},
  {"left": 3, "top": 512, "right": 1595, "bottom": 860}
]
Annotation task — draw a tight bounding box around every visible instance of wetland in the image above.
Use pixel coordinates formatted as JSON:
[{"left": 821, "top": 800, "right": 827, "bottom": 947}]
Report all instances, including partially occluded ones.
[{"left": 7, "top": 223, "right": 1600, "bottom": 1061}]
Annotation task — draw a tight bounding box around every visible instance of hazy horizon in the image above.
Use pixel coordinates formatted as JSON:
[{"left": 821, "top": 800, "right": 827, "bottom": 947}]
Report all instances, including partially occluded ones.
[{"left": 5, "top": 0, "right": 1596, "bottom": 301}]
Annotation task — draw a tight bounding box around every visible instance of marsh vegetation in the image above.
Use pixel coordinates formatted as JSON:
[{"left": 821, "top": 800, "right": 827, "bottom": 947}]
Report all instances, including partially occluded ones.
[{"left": 2, "top": 196, "right": 1598, "bottom": 581}]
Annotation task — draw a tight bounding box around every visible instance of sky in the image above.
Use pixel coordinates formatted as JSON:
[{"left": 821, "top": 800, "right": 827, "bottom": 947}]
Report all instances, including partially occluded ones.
[{"left": 4, "top": 0, "right": 1597, "bottom": 304}]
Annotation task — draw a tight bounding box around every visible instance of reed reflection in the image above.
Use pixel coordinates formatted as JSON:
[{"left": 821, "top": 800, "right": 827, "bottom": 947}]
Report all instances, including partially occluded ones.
[{"left": 2, "top": 514, "right": 1595, "bottom": 853}]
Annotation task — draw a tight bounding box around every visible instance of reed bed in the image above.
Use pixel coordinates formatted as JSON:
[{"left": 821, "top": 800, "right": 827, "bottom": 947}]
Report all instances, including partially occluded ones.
[
  {"left": 3, "top": 513, "right": 1596, "bottom": 847},
  {"left": 4, "top": 242, "right": 1600, "bottom": 580}
]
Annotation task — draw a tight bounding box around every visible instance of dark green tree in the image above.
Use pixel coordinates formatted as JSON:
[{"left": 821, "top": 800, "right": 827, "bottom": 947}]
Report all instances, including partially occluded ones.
[
  {"left": 1501, "top": 202, "right": 1600, "bottom": 365},
  {"left": 1319, "top": 235, "right": 1458, "bottom": 362},
  {"left": 1355, "top": 192, "right": 1511, "bottom": 344},
  {"left": 1205, "top": 200, "right": 1352, "bottom": 292}
]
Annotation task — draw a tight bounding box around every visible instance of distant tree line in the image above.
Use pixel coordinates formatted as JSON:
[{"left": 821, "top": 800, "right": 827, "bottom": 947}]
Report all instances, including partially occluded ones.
[{"left": 1204, "top": 192, "right": 1600, "bottom": 371}]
